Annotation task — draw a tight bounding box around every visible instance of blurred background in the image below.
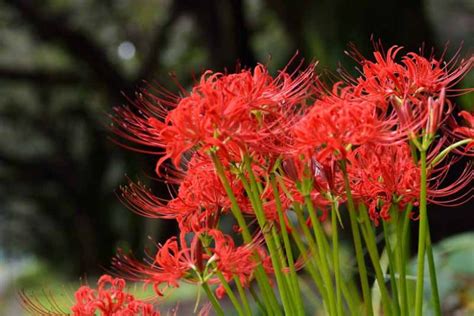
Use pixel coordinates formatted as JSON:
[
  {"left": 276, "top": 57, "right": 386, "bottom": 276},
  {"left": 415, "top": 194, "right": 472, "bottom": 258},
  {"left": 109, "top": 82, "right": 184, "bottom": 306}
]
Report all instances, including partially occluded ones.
[{"left": 0, "top": 0, "right": 473, "bottom": 314}]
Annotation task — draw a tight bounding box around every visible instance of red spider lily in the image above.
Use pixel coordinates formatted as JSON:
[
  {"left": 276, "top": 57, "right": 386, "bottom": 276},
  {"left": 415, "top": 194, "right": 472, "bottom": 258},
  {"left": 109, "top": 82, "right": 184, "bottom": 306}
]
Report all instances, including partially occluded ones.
[
  {"left": 71, "top": 275, "right": 159, "bottom": 316},
  {"left": 119, "top": 154, "right": 248, "bottom": 232},
  {"left": 451, "top": 110, "right": 474, "bottom": 152},
  {"left": 425, "top": 140, "right": 473, "bottom": 208},
  {"left": 113, "top": 233, "right": 200, "bottom": 297},
  {"left": 292, "top": 82, "right": 401, "bottom": 161},
  {"left": 348, "top": 141, "right": 472, "bottom": 224},
  {"left": 204, "top": 229, "right": 272, "bottom": 299},
  {"left": 456, "top": 111, "right": 474, "bottom": 138},
  {"left": 346, "top": 45, "right": 473, "bottom": 139},
  {"left": 348, "top": 45, "right": 473, "bottom": 100},
  {"left": 111, "top": 62, "right": 315, "bottom": 174},
  {"left": 19, "top": 275, "right": 160, "bottom": 316},
  {"left": 347, "top": 143, "right": 420, "bottom": 224},
  {"left": 113, "top": 230, "right": 272, "bottom": 300}
]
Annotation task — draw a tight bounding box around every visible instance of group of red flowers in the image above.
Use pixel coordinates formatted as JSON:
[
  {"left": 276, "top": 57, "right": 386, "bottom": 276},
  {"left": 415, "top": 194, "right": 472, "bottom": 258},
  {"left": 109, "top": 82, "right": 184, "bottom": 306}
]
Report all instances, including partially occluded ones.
[{"left": 22, "top": 46, "right": 472, "bottom": 315}]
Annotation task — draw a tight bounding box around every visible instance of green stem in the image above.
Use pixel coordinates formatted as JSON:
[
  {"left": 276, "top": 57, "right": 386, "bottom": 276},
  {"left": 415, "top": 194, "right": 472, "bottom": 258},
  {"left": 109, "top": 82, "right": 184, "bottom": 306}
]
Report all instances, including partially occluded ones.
[
  {"left": 199, "top": 235, "right": 245, "bottom": 316},
  {"left": 358, "top": 205, "right": 392, "bottom": 316},
  {"left": 397, "top": 204, "right": 412, "bottom": 316},
  {"left": 305, "top": 195, "right": 337, "bottom": 316},
  {"left": 270, "top": 174, "right": 304, "bottom": 316},
  {"left": 210, "top": 153, "right": 281, "bottom": 315},
  {"left": 382, "top": 219, "right": 400, "bottom": 316},
  {"left": 234, "top": 276, "right": 253, "bottom": 316},
  {"left": 415, "top": 150, "right": 428, "bottom": 316},
  {"left": 426, "top": 229, "right": 441, "bottom": 316},
  {"left": 210, "top": 152, "right": 252, "bottom": 243},
  {"left": 249, "top": 284, "right": 266, "bottom": 314},
  {"left": 240, "top": 162, "right": 294, "bottom": 316},
  {"left": 290, "top": 203, "right": 330, "bottom": 305},
  {"left": 279, "top": 175, "right": 361, "bottom": 314},
  {"left": 340, "top": 161, "right": 373, "bottom": 316},
  {"left": 202, "top": 282, "right": 225, "bottom": 316},
  {"left": 331, "top": 199, "right": 344, "bottom": 316}
]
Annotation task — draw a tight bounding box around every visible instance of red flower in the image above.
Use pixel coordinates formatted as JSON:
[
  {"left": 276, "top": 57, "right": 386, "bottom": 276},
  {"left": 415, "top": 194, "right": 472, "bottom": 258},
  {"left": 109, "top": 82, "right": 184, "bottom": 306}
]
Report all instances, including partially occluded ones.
[
  {"left": 20, "top": 275, "right": 160, "bottom": 316},
  {"left": 350, "top": 45, "right": 473, "bottom": 100},
  {"left": 347, "top": 141, "right": 472, "bottom": 224},
  {"left": 113, "top": 233, "right": 199, "bottom": 296},
  {"left": 292, "top": 82, "right": 401, "bottom": 161},
  {"left": 113, "top": 230, "right": 273, "bottom": 300},
  {"left": 119, "top": 153, "right": 249, "bottom": 232},
  {"left": 451, "top": 110, "right": 474, "bottom": 152},
  {"left": 70, "top": 275, "right": 159, "bottom": 316},
  {"left": 347, "top": 143, "right": 420, "bottom": 224},
  {"left": 348, "top": 45, "right": 473, "bottom": 139},
  {"left": 456, "top": 111, "right": 474, "bottom": 138},
  {"left": 111, "top": 62, "right": 315, "bottom": 174},
  {"left": 206, "top": 229, "right": 272, "bottom": 299}
]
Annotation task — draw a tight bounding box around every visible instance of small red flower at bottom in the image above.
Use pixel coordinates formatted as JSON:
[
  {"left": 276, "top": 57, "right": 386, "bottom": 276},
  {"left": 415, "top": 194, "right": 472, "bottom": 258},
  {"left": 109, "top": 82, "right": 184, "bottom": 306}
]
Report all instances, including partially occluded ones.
[{"left": 20, "top": 275, "right": 160, "bottom": 316}]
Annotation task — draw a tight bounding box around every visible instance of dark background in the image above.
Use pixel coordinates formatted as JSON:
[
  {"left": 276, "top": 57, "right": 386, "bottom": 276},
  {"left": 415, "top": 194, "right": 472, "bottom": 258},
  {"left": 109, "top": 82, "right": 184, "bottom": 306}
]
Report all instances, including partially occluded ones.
[{"left": 0, "top": 0, "right": 472, "bottom": 279}]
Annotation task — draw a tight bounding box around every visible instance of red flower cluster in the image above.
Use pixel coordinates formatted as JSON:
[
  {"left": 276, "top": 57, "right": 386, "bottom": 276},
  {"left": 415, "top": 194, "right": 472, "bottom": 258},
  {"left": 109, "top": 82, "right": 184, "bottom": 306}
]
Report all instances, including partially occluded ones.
[
  {"left": 20, "top": 275, "right": 160, "bottom": 316},
  {"left": 119, "top": 153, "right": 240, "bottom": 232},
  {"left": 348, "top": 143, "right": 420, "bottom": 224},
  {"left": 71, "top": 275, "right": 159, "bottom": 316},
  {"left": 113, "top": 230, "right": 270, "bottom": 299},
  {"left": 112, "top": 63, "right": 314, "bottom": 173},
  {"left": 106, "top": 46, "right": 472, "bottom": 313}
]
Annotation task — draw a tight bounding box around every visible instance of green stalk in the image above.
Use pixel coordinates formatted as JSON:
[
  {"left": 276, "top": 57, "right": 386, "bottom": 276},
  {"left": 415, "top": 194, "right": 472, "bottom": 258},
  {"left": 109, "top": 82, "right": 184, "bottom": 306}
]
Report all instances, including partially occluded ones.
[
  {"left": 331, "top": 199, "right": 344, "bottom": 316},
  {"left": 340, "top": 161, "right": 374, "bottom": 316},
  {"left": 202, "top": 282, "right": 225, "bottom": 316},
  {"left": 234, "top": 276, "right": 253, "bottom": 316},
  {"left": 213, "top": 271, "right": 245, "bottom": 316},
  {"left": 426, "top": 229, "right": 441, "bottom": 316},
  {"left": 270, "top": 175, "right": 304, "bottom": 316},
  {"left": 290, "top": 203, "right": 330, "bottom": 306},
  {"left": 279, "top": 175, "right": 361, "bottom": 315},
  {"left": 305, "top": 195, "right": 337, "bottom": 316},
  {"left": 397, "top": 204, "right": 412, "bottom": 316},
  {"left": 382, "top": 219, "right": 400, "bottom": 316},
  {"left": 358, "top": 205, "right": 393, "bottom": 316},
  {"left": 240, "top": 163, "right": 294, "bottom": 316},
  {"left": 210, "top": 152, "right": 281, "bottom": 315},
  {"left": 199, "top": 235, "right": 246, "bottom": 316},
  {"left": 210, "top": 153, "right": 252, "bottom": 243},
  {"left": 415, "top": 150, "right": 428, "bottom": 316}
]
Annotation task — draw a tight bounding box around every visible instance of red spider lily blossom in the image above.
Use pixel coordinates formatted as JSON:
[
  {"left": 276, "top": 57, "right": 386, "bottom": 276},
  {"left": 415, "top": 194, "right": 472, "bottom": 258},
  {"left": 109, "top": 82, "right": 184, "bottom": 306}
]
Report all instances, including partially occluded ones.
[
  {"left": 113, "top": 234, "right": 198, "bottom": 296},
  {"left": 348, "top": 45, "right": 473, "bottom": 100},
  {"left": 19, "top": 275, "right": 160, "bottom": 316},
  {"left": 119, "top": 154, "right": 248, "bottom": 232},
  {"left": 456, "top": 111, "right": 474, "bottom": 138},
  {"left": 344, "top": 45, "right": 473, "bottom": 141},
  {"left": 347, "top": 143, "right": 420, "bottom": 224},
  {"left": 452, "top": 110, "right": 474, "bottom": 151},
  {"left": 292, "top": 82, "right": 401, "bottom": 161},
  {"left": 71, "top": 275, "right": 159, "bottom": 316},
  {"left": 111, "top": 62, "right": 315, "bottom": 174},
  {"left": 205, "top": 229, "right": 273, "bottom": 299},
  {"left": 348, "top": 141, "right": 472, "bottom": 224},
  {"left": 113, "top": 230, "right": 271, "bottom": 300}
]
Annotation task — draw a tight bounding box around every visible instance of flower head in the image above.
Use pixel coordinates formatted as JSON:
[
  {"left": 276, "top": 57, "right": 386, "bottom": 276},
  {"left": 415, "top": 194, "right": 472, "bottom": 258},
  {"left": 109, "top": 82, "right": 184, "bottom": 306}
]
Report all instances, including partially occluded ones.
[
  {"left": 20, "top": 275, "right": 160, "bottom": 316},
  {"left": 111, "top": 62, "right": 315, "bottom": 174}
]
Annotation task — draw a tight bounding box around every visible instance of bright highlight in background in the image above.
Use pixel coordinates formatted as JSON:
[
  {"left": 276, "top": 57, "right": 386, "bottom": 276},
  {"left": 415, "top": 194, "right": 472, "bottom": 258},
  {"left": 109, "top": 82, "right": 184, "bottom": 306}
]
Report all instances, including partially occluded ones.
[{"left": 117, "top": 41, "right": 136, "bottom": 60}]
